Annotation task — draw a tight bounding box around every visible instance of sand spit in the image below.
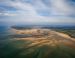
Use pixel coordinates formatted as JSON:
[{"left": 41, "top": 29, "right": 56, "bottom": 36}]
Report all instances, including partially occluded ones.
[{"left": 11, "top": 28, "right": 75, "bottom": 48}]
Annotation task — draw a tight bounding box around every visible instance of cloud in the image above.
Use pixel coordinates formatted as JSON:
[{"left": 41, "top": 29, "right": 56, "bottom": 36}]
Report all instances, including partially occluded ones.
[
  {"left": 50, "top": 0, "right": 75, "bottom": 16},
  {"left": 0, "top": 0, "right": 38, "bottom": 16},
  {"left": 0, "top": 0, "right": 75, "bottom": 16},
  {"left": 0, "top": 13, "right": 17, "bottom": 16},
  {"left": 0, "top": 0, "right": 75, "bottom": 25}
]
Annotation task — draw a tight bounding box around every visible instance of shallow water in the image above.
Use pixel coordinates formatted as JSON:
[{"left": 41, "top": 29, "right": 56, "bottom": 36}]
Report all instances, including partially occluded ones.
[
  {"left": 0, "top": 25, "right": 13, "bottom": 40},
  {"left": 0, "top": 24, "right": 75, "bottom": 58}
]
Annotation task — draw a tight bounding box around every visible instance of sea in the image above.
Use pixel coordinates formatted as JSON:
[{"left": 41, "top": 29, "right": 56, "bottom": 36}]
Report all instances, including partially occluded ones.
[
  {"left": 0, "top": 23, "right": 75, "bottom": 58},
  {"left": 0, "top": 23, "right": 75, "bottom": 40}
]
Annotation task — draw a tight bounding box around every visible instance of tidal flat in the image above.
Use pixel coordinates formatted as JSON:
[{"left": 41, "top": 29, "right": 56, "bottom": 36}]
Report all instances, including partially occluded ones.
[{"left": 0, "top": 26, "right": 75, "bottom": 58}]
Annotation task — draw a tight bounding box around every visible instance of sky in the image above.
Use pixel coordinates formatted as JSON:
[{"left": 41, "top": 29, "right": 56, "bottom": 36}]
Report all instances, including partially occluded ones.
[{"left": 0, "top": 0, "right": 75, "bottom": 26}]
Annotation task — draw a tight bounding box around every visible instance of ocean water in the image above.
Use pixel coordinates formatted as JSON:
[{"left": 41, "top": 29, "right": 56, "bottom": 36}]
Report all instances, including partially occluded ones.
[
  {"left": 0, "top": 24, "right": 75, "bottom": 58},
  {"left": 0, "top": 24, "right": 75, "bottom": 40},
  {"left": 0, "top": 26, "right": 8, "bottom": 40},
  {"left": 0, "top": 25, "right": 12, "bottom": 40}
]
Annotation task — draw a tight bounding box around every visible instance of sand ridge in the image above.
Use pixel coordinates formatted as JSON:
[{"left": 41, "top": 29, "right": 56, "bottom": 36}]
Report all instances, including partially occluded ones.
[{"left": 11, "top": 28, "right": 75, "bottom": 48}]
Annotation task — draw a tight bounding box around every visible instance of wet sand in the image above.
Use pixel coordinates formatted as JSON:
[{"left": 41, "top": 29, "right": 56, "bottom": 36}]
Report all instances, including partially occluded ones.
[{"left": 11, "top": 28, "right": 75, "bottom": 48}]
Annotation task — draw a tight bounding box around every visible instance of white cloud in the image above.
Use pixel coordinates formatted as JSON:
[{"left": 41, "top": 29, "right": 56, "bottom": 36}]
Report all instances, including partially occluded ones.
[
  {"left": 50, "top": 0, "right": 75, "bottom": 15},
  {"left": 0, "top": 0, "right": 37, "bottom": 16},
  {"left": 0, "top": 0, "right": 75, "bottom": 25},
  {"left": 1, "top": 0, "right": 75, "bottom": 16},
  {"left": 0, "top": 12, "right": 17, "bottom": 16}
]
